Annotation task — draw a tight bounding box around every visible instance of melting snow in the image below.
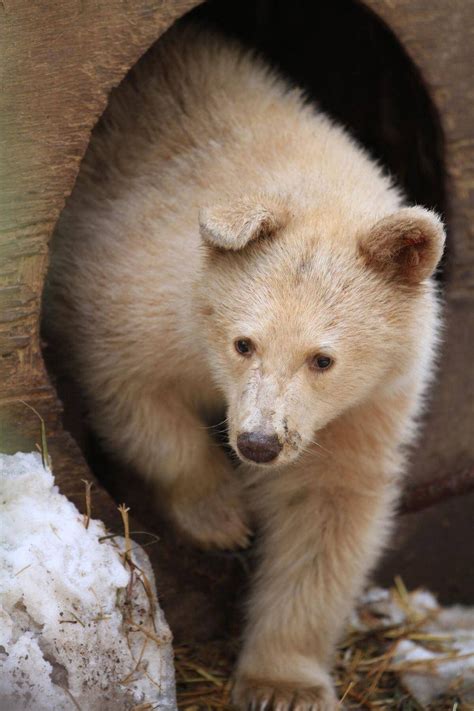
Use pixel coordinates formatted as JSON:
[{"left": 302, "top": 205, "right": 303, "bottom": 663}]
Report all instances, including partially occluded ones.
[{"left": 0, "top": 452, "right": 176, "bottom": 710}]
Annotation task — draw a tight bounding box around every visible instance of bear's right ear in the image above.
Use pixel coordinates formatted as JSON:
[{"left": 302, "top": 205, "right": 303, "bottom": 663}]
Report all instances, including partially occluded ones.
[
  {"left": 358, "top": 207, "right": 445, "bottom": 284},
  {"left": 199, "top": 195, "right": 288, "bottom": 251}
]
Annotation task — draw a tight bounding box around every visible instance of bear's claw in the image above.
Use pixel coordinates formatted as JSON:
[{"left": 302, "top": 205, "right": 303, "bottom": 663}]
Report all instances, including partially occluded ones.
[{"left": 232, "top": 678, "right": 338, "bottom": 711}]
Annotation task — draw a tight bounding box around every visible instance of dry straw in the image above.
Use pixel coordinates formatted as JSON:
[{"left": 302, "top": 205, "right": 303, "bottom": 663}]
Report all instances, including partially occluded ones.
[
  {"left": 174, "top": 583, "right": 471, "bottom": 711},
  {"left": 88, "top": 491, "right": 471, "bottom": 709}
]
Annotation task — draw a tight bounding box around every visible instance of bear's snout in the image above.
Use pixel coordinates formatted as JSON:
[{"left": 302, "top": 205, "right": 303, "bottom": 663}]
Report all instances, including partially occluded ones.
[{"left": 236, "top": 431, "right": 282, "bottom": 464}]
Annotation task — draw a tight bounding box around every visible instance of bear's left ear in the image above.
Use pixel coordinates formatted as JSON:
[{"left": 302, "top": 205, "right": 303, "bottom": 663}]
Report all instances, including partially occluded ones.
[
  {"left": 199, "top": 195, "right": 288, "bottom": 251},
  {"left": 358, "top": 207, "right": 445, "bottom": 284}
]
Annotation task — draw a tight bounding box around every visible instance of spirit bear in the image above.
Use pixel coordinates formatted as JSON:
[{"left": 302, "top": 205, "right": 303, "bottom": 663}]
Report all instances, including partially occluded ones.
[{"left": 45, "top": 24, "right": 445, "bottom": 710}]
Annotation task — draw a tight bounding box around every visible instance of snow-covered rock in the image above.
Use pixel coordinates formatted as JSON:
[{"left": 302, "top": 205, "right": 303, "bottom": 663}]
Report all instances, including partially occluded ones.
[{"left": 0, "top": 452, "right": 176, "bottom": 711}]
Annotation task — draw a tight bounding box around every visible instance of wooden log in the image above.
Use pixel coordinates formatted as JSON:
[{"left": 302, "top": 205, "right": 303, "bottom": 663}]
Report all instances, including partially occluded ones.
[
  {"left": 364, "top": 0, "right": 474, "bottom": 487},
  {"left": 402, "top": 466, "right": 474, "bottom": 514},
  {"left": 0, "top": 0, "right": 199, "bottom": 493}
]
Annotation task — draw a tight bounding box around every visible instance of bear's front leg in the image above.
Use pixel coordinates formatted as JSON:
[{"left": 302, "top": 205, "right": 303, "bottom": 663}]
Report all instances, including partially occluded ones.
[
  {"left": 96, "top": 389, "right": 250, "bottom": 550},
  {"left": 164, "top": 438, "right": 251, "bottom": 551},
  {"left": 233, "top": 462, "right": 398, "bottom": 710}
]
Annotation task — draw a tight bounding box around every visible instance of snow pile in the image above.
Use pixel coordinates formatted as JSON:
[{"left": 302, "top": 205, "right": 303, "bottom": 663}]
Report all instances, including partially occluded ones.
[
  {"left": 0, "top": 452, "right": 176, "bottom": 711},
  {"left": 352, "top": 587, "right": 474, "bottom": 706}
]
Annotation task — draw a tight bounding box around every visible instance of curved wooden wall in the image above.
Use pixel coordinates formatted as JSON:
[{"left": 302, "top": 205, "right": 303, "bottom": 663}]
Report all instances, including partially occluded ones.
[{"left": 0, "top": 0, "right": 200, "bottom": 518}]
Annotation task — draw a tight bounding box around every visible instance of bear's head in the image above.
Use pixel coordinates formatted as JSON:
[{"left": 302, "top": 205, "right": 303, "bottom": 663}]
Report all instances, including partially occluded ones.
[{"left": 197, "top": 194, "right": 445, "bottom": 468}]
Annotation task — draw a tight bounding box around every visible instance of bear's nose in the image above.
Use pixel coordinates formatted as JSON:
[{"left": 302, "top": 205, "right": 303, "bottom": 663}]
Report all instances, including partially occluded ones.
[{"left": 236, "top": 432, "right": 282, "bottom": 463}]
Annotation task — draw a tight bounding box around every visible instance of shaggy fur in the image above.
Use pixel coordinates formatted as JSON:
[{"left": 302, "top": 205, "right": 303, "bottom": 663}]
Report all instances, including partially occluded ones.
[{"left": 44, "top": 24, "right": 445, "bottom": 710}]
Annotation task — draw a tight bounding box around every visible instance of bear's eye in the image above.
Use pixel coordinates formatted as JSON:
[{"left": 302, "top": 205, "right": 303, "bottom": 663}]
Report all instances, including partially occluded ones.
[
  {"left": 309, "top": 354, "right": 333, "bottom": 371},
  {"left": 234, "top": 338, "right": 254, "bottom": 357}
]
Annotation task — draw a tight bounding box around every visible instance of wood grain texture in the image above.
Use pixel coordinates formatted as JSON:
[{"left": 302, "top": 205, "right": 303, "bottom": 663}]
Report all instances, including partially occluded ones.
[
  {"left": 365, "top": 0, "right": 474, "bottom": 485},
  {"left": 0, "top": 0, "right": 199, "bottom": 468},
  {"left": 366, "top": 0, "right": 473, "bottom": 295}
]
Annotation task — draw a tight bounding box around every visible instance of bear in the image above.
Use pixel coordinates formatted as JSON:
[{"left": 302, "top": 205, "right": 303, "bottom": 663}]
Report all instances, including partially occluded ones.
[{"left": 44, "top": 23, "right": 445, "bottom": 710}]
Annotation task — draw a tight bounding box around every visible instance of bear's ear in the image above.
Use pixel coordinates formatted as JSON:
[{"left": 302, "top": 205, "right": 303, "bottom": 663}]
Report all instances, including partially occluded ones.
[
  {"left": 199, "top": 195, "right": 288, "bottom": 251},
  {"left": 358, "top": 207, "right": 445, "bottom": 284}
]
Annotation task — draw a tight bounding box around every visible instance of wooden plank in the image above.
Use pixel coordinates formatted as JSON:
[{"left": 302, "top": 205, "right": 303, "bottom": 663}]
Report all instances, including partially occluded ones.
[
  {"left": 0, "top": 0, "right": 199, "bottom": 459},
  {"left": 366, "top": 0, "right": 474, "bottom": 297},
  {"left": 365, "top": 0, "right": 474, "bottom": 485}
]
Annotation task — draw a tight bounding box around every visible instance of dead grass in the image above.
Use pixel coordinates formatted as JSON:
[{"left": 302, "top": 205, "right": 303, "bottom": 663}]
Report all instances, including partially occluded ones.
[
  {"left": 175, "top": 639, "right": 236, "bottom": 710},
  {"left": 103, "top": 495, "right": 472, "bottom": 710},
  {"left": 333, "top": 617, "right": 468, "bottom": 711},
  {"left": 19, "top": 399, "right": 51, "bottom": 469},
  {"left": 174, "top": 584, "right": 472, "bottom": 711}
]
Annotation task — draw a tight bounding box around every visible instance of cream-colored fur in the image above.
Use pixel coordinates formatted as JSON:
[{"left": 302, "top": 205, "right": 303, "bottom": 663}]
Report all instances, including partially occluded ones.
[{"left": 44, "top": 24, "right": 445, "bottom": 710}]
